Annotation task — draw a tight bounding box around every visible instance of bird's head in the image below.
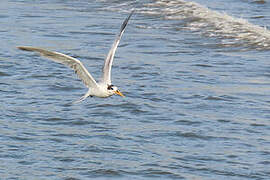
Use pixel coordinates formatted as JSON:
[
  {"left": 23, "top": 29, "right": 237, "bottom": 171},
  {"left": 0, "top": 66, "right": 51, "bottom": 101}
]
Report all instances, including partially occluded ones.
[{"left": 107, "top": 85, "right": 125, "bottom": 97}]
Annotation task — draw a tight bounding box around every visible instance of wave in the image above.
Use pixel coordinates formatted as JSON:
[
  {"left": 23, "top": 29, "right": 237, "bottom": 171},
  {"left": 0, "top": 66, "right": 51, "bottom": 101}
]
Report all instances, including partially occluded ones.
[{"left": 103, "top": 0, "right": 270, "bottom": 51}]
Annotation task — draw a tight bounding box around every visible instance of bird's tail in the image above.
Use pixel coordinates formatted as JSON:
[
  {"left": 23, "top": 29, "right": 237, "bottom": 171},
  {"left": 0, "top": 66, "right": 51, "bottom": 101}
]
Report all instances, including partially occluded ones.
[{"left": 72, "top": 91, "right": 90, "bottom": 104}]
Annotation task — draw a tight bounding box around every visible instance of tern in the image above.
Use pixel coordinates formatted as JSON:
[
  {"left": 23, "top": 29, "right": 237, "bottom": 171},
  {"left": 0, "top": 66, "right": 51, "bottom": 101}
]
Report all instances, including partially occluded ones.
[{"left": 18, "top": 11, "right": 134, "bottom": 103}]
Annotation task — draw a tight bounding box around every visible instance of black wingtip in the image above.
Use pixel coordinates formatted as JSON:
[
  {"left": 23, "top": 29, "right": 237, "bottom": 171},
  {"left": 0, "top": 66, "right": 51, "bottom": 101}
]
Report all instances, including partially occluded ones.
[
  {"left": 17, "top": 46, "right": 35, "bottom": 52},
  {"left": 120, "top": 10, "right": 135, "bottom": 33},
  {"left": 17, "top": 46, "right": 28, "bottom": 51}
]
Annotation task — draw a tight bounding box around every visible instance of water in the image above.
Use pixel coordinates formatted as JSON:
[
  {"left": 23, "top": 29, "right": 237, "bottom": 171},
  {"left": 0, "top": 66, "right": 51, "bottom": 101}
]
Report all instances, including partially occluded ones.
[{"left": 1, "top": 0, "right": 270, "bottom": 179}]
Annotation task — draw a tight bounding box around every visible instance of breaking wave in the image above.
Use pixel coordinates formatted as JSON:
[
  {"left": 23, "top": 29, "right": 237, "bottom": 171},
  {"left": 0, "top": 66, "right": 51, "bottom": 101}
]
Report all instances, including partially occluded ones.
[{"left": 103, "top": 0, "right": 270, "bottom": 51}]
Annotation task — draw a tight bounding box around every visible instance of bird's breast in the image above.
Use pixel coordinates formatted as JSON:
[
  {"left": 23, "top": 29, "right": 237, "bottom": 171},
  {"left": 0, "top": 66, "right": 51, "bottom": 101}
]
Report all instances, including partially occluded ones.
[{"left": 90, "top": 86, "right": 111, "bottom": 98}]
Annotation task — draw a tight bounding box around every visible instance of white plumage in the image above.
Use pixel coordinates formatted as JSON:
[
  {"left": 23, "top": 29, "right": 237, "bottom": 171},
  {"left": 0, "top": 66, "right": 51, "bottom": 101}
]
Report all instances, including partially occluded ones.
[{"left": 18, "top": 11, "right": 134, "bottom": 103}]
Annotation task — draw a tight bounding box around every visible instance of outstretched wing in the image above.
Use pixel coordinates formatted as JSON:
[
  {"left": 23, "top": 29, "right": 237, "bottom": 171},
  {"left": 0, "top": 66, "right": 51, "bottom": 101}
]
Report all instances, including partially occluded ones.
[
  {"left": 17, "top": 46, "right": 98, "bottom": 88},
  {"left": 101, "top": 10, "right": 134, "bottom": 85}
]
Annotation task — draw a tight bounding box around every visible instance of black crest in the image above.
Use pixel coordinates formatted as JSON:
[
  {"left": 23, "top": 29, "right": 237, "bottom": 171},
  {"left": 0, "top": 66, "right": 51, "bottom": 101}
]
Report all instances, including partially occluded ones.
[{"left": 107, "top": 84, "right": 114, "bottom": 90}]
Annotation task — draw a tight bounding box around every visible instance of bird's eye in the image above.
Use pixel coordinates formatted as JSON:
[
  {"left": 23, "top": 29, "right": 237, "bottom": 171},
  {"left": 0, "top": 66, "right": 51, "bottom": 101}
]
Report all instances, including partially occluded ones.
[{"left": 107, "top": 85, "right": 114, "bottom": 90}]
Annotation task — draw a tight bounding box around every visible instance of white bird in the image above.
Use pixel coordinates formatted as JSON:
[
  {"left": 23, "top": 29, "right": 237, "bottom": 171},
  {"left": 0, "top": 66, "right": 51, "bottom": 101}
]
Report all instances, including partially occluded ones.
[{"left": 18, "top": 11, "right": 134, "bottom": 103}]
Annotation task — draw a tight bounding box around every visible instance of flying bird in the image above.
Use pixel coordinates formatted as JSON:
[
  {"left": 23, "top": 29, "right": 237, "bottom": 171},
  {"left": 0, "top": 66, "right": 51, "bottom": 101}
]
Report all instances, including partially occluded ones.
[{"left": 18, "top": 11, "right": 134, "bottom": 103}]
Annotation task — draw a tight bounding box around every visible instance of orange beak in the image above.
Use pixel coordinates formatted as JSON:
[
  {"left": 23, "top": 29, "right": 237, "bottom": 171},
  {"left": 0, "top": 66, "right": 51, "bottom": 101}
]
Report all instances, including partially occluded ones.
[{"left": 114, "top": 90, "right": 125, "bottom": 97}]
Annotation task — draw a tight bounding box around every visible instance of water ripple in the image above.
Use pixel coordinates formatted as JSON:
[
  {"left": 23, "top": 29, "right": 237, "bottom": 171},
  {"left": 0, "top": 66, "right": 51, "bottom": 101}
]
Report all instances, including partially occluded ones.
[{"left": 1, "top": 0, "right": 270, "bottom": 180}]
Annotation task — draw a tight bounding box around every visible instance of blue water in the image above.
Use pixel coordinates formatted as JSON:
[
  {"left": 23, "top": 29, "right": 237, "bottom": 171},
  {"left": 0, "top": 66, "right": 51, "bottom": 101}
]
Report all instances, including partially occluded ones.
[{"left": 1, "top": 0, "right": 270, "bottom": 179}]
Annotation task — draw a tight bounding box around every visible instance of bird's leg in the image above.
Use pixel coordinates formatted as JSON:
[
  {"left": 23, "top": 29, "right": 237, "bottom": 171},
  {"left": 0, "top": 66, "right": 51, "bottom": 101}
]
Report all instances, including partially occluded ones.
[{"left": 72, "top": 90, "right": 91, "bottom": 104}]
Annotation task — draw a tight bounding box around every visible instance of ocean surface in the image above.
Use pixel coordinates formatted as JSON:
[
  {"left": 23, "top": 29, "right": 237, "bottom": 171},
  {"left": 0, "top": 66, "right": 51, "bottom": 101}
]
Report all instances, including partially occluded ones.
[{"left": 1, "top": 0, "right": 270, "bottom": 179}]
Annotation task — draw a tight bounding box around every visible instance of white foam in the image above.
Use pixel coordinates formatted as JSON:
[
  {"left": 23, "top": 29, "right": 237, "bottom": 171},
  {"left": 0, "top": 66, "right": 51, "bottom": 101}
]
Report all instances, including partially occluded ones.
[{"left": 102, "top": 0, "right": 270, "bottom": 50}]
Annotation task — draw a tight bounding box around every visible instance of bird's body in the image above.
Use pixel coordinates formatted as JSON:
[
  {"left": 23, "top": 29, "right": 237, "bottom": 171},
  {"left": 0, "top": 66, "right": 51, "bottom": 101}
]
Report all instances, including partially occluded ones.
[
  {"left": 18, "top": 11, "right": 134, "bottom": 103},
  {"left": 87, "top": 83, "right": 115, "bottom": 98}
]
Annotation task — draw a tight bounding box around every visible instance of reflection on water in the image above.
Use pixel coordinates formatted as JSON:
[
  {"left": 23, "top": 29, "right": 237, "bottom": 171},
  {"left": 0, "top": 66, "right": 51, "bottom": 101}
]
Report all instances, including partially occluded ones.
[{"left": 1, "top": 0, "right": 270, "bottom": 179}]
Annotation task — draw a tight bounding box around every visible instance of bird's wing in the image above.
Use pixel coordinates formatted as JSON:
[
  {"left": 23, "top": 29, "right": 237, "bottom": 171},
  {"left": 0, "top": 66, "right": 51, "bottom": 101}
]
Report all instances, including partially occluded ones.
[
  {"left": 101, "top": 10, "right": 134, "bottom": 85},
  {"left": 17, "top": 46, "right": 98, "bottom": 88}
]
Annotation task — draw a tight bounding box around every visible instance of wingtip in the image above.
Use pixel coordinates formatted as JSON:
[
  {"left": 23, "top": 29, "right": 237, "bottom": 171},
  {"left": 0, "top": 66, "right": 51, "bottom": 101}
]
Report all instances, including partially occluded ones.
[
  {"left": 128, "top": 10, "right": 135, "bottom": 20},
  {"left": 120, "top": 10, "right": 134, "bottom": 32},
  {"left": 130, "top": 9, "right": 135, "bottom": 15},
  {"left": 17, "top": 46, "right": 25, "bottom": 50},
  {"left": 17, "top": 46, "right": 32, "bottom": 51}
]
